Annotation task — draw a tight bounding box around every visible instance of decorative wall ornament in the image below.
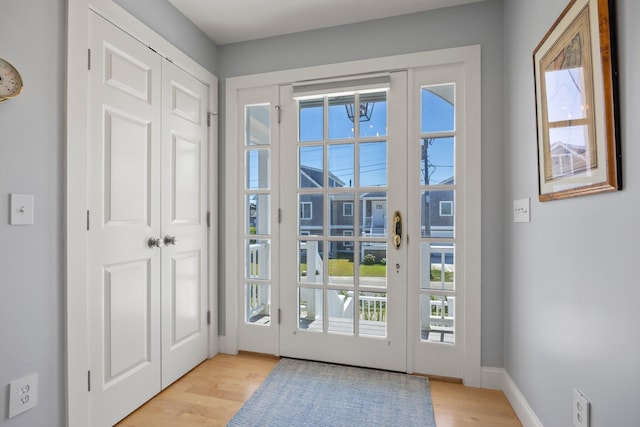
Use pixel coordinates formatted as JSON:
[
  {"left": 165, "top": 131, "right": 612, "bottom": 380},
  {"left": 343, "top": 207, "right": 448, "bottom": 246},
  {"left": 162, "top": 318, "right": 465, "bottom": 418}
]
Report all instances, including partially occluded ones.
[{"left": 533, "top": 0, "right": 621, "bottom": 201}]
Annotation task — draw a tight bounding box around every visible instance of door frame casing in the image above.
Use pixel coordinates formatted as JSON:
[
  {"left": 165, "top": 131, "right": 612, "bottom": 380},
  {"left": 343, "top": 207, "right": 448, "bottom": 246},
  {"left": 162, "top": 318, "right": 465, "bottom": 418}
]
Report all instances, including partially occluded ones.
[
  {"left": 66, "top": 1, "right": 218, "bottom": 425},
  {"left": 224, "top": 46, "right": 481, "bottom": 385}
]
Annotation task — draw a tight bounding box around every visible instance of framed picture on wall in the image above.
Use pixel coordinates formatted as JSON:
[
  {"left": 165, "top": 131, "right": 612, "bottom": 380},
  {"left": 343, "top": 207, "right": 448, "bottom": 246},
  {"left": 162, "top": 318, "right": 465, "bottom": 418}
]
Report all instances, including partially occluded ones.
[{"left": 533, "top": 0, "right": 621, "bottom": 201}]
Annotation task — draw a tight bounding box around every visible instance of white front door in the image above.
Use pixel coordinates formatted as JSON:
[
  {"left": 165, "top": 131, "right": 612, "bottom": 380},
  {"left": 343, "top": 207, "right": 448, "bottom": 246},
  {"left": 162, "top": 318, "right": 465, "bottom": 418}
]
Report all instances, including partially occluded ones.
[
  {"left": 229, "top": 48, "right": 480, "bottom": 382},
  {"left": 87, "top": 12, "right": 209, "bottom": 425},
  {"left": 278, "top": 72, "right": 408, "bottom": 371}
]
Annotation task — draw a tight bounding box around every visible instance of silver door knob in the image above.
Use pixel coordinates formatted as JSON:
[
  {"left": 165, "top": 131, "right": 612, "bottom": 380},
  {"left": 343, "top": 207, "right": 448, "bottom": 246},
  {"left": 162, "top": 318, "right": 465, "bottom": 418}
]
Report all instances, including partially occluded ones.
[
  {"left": 163, "top": 235, "right": 177, "bottom": 246},
  {"left": 148, "top": 237, "right": 163, "bottom": 248}
]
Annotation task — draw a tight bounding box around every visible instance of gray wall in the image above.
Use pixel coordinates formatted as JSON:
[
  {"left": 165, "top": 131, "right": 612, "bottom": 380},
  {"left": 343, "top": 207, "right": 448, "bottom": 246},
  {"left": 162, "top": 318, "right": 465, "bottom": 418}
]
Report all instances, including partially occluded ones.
[
  {"left": 503, "top": 0, "right": 640, "bottom": 425},
  {"left": 0, "top": 2, "right": 65, "bottom": 425},
  {"left": 13, "top": 0, "right": 636, "bottom": 425},
  {"left": 0, "top": 1, "right": 216, "bottom": 426},
  {"left": 218, "top": 0, "right": 507, "bottom": 368}
]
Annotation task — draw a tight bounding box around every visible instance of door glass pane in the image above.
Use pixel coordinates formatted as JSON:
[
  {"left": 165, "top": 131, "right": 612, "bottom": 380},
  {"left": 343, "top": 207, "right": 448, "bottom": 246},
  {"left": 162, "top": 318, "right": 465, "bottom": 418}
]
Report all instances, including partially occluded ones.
[
  {"left": 328, "top": 289, "right": 354, "bottom": 334},
  {"left": 299, "top": 240, "right": 324, "bottom": 284},
  {"left": 328, "top": 144, "right": 354, "bottom": 188},
  {"left": 328, "top": 193, "right": 354, "bottom": 236},
  {"left": 245, "top": 283, "right": 270, "bottom": 325},
  {"left": 296, "top": 88, "right": 391, "bottom": 337},
  {"left": 421, "top": 190, "right": 455, "bottom": 238},
  {"left": 299, "top": 98, "right": 324, "bottom": 142},
  {"left": 420, "top": 242, "right": 454, "bottom": 290},
  {"left": 421, "top": 294, "right": 455, "bottom": 344},
  {"left": 246, "top": 149, "right": 270, "bottom": 189},
  {"left": 329, "top": 95, "right": 355, "bottom": 140},
  {"left": 298, "top": 287, "right": 322, "bottom": 331},
  {"left": 421, "top": 137, "right": 455, "bottom": 185},
  {"left": 360, "top": 142, "right": 387, "bottom": 187},
  {"left": 299, "top": 145, "right": 324, "bottom": 188},
  {"left": 359, "top": 243, "right": 387, "bottom": 288},
  {"left": 359, "top": 192, "right": 387, "bottom": 237},
  {"left": 246, "top": 194, "right": 270, "bottom": 235},
  {"left": 359, "top": 291, "right": 386, "bottom": 337},
  {"left": 328, "top": 241, "right": 354, "bottom": 287},
  {"left": 246, "top": 239, "right": 270, "bottom": 280},
  {"left": 246, "top": 104, "right": 270, "bottom": 145},
  {"left": 359, "top": 92, "right": 388, "bottom": 138},
  {"left": 421, "top": 85, "right": 454, "bottom": 133},
  {"left": 299, "top": 194, "right": 323, "bottom": 236}
]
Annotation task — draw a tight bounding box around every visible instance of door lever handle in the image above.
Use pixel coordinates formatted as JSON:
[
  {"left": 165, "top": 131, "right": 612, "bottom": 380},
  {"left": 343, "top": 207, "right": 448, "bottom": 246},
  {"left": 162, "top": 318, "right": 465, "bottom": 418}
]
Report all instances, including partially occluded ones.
[
  {"left": 393, "top": 211, "right": 402, "bottom": 249},
  {"left": 163, "top": 235, "right": 177, "bottom": 246}
]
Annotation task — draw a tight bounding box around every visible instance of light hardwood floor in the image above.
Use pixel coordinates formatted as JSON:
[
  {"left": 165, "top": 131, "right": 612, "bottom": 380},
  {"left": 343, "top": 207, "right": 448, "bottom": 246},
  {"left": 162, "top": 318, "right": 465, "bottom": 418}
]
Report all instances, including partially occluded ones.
[{"left": 116, "top": 352, "right": 522, "bottom": 426}]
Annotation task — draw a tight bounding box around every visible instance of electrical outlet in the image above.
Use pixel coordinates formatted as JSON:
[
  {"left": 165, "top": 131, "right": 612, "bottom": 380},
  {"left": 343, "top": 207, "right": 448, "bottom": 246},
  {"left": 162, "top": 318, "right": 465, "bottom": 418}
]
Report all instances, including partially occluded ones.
[
  {"left": 573, "top": 388, "right": 590, "bottom": 427},
  {"left": 9, "top": 373, "right": 38, "bottom": 418}
]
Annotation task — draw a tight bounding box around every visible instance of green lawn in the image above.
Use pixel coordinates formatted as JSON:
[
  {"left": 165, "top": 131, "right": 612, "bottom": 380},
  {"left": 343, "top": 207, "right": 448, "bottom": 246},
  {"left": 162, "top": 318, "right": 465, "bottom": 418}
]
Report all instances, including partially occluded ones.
[{"left": 300, "top": 258, "right": 453, "bottom": 281}]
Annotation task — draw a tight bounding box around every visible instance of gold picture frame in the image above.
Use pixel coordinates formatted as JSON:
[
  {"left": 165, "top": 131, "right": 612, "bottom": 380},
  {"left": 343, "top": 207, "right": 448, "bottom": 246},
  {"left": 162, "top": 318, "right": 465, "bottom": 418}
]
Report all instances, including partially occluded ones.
[{"left": 533, "top": 0, "right": 621, "bottom": 201}]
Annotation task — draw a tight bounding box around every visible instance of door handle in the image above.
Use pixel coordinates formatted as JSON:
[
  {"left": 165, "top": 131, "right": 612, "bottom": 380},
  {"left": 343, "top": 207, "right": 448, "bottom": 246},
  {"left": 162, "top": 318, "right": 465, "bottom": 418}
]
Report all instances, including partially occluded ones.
[
  {"left": 163, "top": 235, "right": 177, "bottom": 246},
  {"left": 392, "top": 211, "right": 402, "bottom": 249},
  {"left": 147, "top": 237, "right": 163, "bottom": 249}
]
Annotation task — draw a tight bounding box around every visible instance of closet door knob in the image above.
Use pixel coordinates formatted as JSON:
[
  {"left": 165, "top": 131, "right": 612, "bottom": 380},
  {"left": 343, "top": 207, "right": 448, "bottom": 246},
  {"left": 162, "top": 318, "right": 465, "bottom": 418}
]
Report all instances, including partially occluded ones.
[
  {"left": 163, "top": 235, "right": 177, "bottom": 246},
  {"left": 148, "top": 237, "right": 163, "bottom": 249}
]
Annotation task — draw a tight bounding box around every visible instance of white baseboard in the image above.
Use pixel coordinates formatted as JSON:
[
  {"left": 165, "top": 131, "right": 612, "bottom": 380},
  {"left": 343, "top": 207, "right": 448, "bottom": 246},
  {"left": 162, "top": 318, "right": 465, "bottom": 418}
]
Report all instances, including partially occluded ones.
[
  {"left": 480, "top": 366, "right": 505, "bottom": 390},
  {"left": 217, "top": 335, "right": 230, "bottom": 354},
  {"left": 501, "top": 370, "right": 544, "bottom": 427},
  {"left": 480, "top": 367, "right": 543, "bottom": 427}
]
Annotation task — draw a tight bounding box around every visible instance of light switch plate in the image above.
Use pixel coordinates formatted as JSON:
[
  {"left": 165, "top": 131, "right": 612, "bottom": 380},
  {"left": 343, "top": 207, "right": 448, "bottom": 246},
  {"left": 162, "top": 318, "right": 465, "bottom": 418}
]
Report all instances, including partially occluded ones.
[
  {"left": 513, "top": 198, "right": 530, "bottom": 223},
  {"left": 10, "top": 194, "right": 34, "bottom": 225}
]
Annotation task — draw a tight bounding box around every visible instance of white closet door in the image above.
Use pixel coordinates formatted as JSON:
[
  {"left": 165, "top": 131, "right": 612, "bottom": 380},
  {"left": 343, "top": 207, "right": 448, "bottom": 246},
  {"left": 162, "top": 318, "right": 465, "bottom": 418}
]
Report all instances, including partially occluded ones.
[
  {"left": 87, "top": 11, "right": 162, "bottom": 426},
  {"left": 160, "top": 59, "right": 209, "bottom": 387}
]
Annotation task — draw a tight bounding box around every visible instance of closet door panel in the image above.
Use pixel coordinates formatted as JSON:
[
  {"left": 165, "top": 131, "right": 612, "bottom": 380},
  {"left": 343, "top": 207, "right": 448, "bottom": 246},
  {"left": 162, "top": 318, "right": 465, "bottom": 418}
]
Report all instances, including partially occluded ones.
[
  {"left": 160, "top": 59, "right": 209, "bottom": 388},
  {"left": 88, "top": 11, "right": 162, "bottom": 427}
]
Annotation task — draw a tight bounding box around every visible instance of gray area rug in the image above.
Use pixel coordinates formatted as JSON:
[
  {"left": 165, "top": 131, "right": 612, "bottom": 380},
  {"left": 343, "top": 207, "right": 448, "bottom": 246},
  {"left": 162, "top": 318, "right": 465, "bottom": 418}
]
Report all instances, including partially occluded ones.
[{"left": 227, "top": 358, "right": 436, "bottom": 427}]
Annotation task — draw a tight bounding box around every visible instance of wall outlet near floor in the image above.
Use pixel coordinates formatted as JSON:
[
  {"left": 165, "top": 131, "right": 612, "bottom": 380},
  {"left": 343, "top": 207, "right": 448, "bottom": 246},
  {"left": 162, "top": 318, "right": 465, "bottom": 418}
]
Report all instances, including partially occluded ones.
[
  {"left": 8, "top": 373, "right": 38, "bottom": 418},
  {"left": 573, "top": 388, "right": 590, "bottom": 427}
]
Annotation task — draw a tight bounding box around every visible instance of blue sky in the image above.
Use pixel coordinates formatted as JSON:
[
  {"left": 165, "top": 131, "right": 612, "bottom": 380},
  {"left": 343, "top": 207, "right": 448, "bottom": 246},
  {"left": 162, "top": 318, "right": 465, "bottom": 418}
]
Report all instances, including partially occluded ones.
[
  {"left": 298, "top": 88, "right": 455, "bottom": 187},
  {"left": 246, "top": 87, "right": 455, "bottom": 189}
]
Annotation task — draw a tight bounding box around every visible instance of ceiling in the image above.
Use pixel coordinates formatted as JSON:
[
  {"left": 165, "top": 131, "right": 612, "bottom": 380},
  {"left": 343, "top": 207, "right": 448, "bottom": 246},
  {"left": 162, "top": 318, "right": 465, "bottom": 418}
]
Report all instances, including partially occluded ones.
[{"left": 168, "top": 0, "right": 485, "bottom": 45}]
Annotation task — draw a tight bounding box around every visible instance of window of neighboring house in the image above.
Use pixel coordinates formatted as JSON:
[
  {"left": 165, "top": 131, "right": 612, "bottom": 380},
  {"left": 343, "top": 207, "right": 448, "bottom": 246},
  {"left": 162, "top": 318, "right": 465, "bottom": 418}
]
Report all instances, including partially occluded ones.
[
  {"left": 439, "top": 201, "right": 453, "bottom": 217},
  {"left": 343, "top": 202, "right": 353, "bottom": 217},
  {"left": 300, "top": 202, "right": 312, "bottom": 220},
  {"left": 343, "top": 230, "right": 353, "bottom": 246},
  {"left": 551, "top": 153, "right": 574, "bottom": 177}
]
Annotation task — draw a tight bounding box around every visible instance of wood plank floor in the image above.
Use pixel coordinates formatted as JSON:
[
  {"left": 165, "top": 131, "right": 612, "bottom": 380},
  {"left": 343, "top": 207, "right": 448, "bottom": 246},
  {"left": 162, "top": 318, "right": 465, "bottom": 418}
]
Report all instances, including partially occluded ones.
[{"left": 116, "top": 352, "right": 522, "bottom": 426}]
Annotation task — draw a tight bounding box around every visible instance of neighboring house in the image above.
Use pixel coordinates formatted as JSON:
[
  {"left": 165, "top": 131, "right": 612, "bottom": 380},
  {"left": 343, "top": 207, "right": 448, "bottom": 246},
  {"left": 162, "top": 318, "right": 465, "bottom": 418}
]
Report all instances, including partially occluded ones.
[
  {"left": 421, "top": 176, "right": 455, "bottom": 238},
  {"left": 296, "top": 165, "right": 389, "bottom": 259},
  {"left": 548, "top": 140, "right": 589, "bottom": 179},
  {"left": 296, "top": 165, "right": 455, "bottom": 259}
]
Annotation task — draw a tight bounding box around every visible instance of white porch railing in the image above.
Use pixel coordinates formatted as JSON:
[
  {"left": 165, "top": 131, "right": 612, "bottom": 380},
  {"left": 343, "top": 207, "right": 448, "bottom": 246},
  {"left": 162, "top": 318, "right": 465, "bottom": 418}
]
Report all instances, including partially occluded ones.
[
  {"left": 247, "top": 242, "right": 270, "bottom": 321},
  {"left": 421, "top": 296, "right": 455, "bottom": 342},
  {"left": 300, "top": 241, "right": 324, "bottom": 283},
  {"left": 421, "top": 244, "right": 454, "bottom": 290},
  {"left": 248, "top": 242, "right": 269, "bottom": 279},
  {"left": 359, "top": 293, "right": 386, "bottom": 321}
]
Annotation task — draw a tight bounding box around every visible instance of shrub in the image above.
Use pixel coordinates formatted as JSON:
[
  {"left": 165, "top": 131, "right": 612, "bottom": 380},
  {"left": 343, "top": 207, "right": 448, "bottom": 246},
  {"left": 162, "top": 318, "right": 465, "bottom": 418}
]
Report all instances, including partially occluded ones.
[
  {"left": 363, "top": 254, "right": 376, "bottom": 265},
  {"left": 380, "top": 258, "right": 387, "bottom": 265}
]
